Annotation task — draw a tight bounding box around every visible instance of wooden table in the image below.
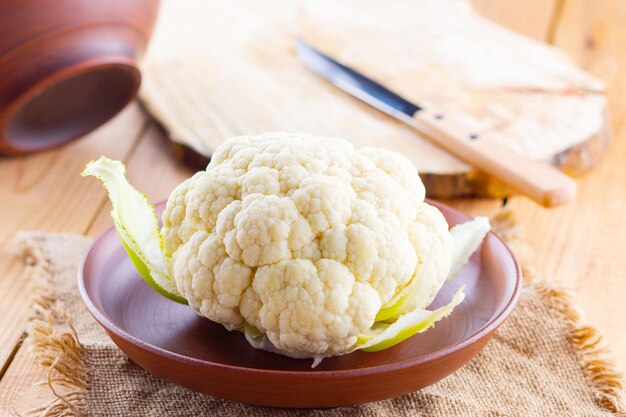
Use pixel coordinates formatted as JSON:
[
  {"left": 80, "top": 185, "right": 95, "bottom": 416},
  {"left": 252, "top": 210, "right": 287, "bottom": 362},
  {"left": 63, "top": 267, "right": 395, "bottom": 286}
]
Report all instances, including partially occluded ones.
[{"left": 0, "top": 1, "right": 624, "bottom": 414}]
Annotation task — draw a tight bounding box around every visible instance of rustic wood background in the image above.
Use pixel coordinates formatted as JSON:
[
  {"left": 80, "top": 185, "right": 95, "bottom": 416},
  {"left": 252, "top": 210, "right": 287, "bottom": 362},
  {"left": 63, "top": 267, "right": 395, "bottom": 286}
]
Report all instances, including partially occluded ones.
[{"left": 1, "top": 0, "right": 625, "bottom": 413}]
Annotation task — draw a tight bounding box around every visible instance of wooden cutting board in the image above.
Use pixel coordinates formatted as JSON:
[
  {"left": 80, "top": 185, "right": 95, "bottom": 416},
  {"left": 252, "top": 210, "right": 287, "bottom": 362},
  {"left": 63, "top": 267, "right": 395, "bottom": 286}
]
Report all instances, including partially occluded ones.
[{"left": 139, "top": 0, "right": 608, "bottom": 198}]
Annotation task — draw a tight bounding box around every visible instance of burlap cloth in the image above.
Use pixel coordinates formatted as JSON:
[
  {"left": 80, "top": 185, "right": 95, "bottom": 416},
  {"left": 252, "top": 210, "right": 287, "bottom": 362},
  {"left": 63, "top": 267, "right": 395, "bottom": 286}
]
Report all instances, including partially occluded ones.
[{"left": 14, "top": 213, "right": 624, "bottom": 416}]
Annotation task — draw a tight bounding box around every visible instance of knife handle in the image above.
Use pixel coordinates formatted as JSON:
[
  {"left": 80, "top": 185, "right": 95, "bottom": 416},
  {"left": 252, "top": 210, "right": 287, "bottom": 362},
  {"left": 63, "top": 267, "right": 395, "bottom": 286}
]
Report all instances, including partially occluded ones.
[{"left": 411, "top": 108, "right": 577, "bottom": 207}]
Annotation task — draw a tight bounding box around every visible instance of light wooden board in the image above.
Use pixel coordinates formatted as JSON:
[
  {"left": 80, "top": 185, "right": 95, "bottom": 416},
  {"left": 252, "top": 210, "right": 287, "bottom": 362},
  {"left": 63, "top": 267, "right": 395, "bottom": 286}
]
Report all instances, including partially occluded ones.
[
  {"left": 139, "top": 0, "right": 608, "bottom": 198},
  {"left": 1, "top": 1, "right": 625, "bottom": 414},
  {"left": 471, "top": 0, "right": 560, "bottom": 41}
]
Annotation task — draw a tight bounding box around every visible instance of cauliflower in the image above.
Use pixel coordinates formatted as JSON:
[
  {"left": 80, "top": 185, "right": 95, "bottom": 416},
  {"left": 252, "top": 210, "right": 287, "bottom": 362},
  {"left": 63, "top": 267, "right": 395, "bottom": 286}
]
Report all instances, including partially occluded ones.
[{"left": 83, "top": 133, "right": 490, "bottom": 365}]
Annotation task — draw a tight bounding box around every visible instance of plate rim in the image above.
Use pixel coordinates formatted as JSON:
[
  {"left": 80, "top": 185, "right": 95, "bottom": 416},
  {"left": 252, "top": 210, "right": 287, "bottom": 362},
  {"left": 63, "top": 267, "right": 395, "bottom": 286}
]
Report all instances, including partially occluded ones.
[{"left": 77, "top": 200, "right": 522, "bottom": 379}]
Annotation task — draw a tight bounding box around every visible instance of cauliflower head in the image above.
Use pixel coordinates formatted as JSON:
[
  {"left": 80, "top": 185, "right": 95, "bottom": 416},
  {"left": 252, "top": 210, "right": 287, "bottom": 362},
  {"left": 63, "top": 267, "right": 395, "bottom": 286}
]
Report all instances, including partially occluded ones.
[{"left": 161, "top": 133, "right": 453, "bottom": 356}]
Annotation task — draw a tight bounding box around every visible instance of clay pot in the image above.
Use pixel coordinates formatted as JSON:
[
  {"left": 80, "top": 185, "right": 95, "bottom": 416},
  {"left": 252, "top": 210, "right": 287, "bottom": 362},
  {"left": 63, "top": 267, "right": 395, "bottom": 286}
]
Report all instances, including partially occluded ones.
[{"left": 0, "top": 0, "right": 160, "bottom": 155}]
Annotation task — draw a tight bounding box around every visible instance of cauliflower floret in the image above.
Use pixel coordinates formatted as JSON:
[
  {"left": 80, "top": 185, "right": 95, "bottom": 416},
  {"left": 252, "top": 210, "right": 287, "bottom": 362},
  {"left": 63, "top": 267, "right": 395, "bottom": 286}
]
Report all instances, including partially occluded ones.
[
  {"left": 162, "top": 133, "right": 452, "bottom": 355},
  {"left": 239, "top": 259, "right": 381, "bottom": 355}
]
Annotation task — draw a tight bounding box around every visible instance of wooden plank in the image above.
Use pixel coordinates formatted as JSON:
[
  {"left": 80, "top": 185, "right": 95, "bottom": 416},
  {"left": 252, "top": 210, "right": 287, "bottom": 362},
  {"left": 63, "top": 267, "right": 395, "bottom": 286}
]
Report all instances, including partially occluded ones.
[
  {"left": 0, "top": 346, "right": 56, "bottom": 417},
  {"left": 0, "top": 118, "right": 194, "bottom": 417},
  {"left": 0, "top": 103, "right": 149, "bottom": 412},
  {"left": 443, "top": 198, "right": 503, "bottom": 218},
  {"left": 470, "top": 0, "right": 559, "bottom": 40},
  {"left": 506, "top": 0, "right": 626, "bottom": 373}
]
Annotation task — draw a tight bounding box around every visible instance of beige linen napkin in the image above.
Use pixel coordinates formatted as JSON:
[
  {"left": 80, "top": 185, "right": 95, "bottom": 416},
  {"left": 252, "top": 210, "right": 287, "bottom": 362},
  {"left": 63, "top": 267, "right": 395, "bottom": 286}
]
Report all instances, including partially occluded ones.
[{"left": 14, "top": 213, "right": 624, "bottom": 416}]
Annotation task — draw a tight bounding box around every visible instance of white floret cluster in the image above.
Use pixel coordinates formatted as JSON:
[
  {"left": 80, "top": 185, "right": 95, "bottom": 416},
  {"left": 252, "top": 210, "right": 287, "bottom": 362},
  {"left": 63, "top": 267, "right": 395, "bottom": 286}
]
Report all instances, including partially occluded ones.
[{"left": 162, "top": 133, "right": 452, "bottom": 355}]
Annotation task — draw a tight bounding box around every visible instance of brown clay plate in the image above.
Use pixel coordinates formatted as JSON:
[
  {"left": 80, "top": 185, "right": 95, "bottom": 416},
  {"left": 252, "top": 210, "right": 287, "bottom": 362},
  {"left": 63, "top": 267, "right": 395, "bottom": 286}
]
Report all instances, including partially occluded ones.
[{"left": 78, "top": 200, "right": 521, "bottom": 408}]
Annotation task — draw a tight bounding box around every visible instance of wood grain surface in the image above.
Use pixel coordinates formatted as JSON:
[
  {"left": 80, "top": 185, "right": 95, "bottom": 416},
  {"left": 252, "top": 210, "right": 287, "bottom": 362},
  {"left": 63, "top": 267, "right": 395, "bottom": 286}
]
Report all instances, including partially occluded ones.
[
  {"left": 507, "top": 0, "right": 626, "bottom": 375},
  {"left": 0, "top": 1, "right": 625, "bottom": 414},
  {"left": 140, "top": 0, "right": 609, "bottom": 198}
]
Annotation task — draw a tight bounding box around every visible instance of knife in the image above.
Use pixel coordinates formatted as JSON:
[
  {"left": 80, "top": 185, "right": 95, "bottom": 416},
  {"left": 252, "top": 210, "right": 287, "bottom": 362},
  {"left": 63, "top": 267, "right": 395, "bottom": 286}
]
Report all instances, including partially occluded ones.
[{"left": 296, "top": 40, "right": 577, "bottom": 207}]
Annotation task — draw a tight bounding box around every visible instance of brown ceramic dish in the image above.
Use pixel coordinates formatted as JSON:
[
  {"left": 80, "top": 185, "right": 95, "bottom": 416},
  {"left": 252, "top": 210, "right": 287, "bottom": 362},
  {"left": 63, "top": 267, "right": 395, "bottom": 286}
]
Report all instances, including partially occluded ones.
[
  {"left": 78, "top": 200, "right": 521, "bottom": 408},
  {"left": 0, "top": 0, "right": 160, "bottom": 155}
]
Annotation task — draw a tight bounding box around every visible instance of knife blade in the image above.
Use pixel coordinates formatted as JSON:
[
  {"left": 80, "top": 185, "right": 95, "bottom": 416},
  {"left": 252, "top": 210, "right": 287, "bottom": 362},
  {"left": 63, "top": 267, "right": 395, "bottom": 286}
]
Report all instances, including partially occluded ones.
[{"left": 295, "top": 40, "right": 576, "bottom": 207}]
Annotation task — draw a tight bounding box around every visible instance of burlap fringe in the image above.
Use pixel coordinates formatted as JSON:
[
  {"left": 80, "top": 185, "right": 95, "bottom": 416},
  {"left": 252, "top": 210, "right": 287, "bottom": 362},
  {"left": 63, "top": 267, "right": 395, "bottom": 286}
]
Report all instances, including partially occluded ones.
[
  {"left": 492, "top": 211, "right": 624, "bottom": 413},
  {"left": 15, "top": 213, "right": 625, "bottom": 415},
  {"left": 17, "top": 233, "right": 87, "bottom": 417},
  {"left": 536, "top": 284, "right": 624, "bottom": 413}
]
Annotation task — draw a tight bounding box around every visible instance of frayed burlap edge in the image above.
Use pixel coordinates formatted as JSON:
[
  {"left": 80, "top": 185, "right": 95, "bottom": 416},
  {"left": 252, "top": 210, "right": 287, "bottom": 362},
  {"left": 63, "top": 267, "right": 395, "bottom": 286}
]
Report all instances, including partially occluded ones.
[
  {"left": 16, "top": 212, "right": 625, "bottom": 416},
  {"left": 491, "top": 210, "right": 624, "bottom": 413},
  {"left": 16, "top": 232, "right": 87, "bottom": 417}
]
